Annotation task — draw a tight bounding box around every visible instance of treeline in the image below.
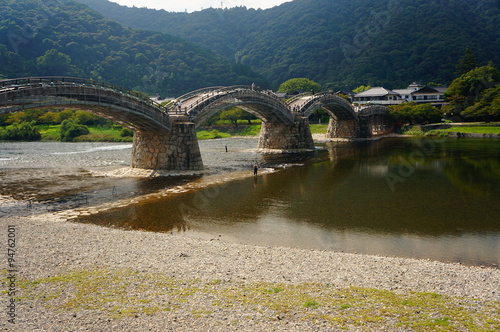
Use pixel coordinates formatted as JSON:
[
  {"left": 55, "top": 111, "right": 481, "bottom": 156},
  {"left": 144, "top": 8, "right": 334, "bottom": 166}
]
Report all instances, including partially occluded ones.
[
  {"left": 0, "top": 109, "right": 133, "bottom": 141},
  {"left": 77, "top": 0, "right": 500, "bottom": 89},
  {"left": 0, "top": 0, "right": 268, "bottom": 97}
]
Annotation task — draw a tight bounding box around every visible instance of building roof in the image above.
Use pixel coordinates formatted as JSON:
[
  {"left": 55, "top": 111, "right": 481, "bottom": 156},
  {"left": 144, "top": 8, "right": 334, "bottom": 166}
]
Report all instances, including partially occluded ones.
[
  {"left": 354, "top": 87, "right": 399, "bottom": 97},
  {"left": 393, "top": 89, "right": 415, "bottom": 95},
  {"left": 431, "top": 86, "right": 448, "bottom": 93},
  {"left": 412, "top": 86, "right": 441, "bottom": 94},
  {"left": 407, "top": 82, "right": 423, "bottom": 90}
]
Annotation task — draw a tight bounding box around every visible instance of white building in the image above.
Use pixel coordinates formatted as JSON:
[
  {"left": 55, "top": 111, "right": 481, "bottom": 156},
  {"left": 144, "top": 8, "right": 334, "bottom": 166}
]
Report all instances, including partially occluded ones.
[{"left": 353, "top": 83, "right": 447, "bottom": 106}]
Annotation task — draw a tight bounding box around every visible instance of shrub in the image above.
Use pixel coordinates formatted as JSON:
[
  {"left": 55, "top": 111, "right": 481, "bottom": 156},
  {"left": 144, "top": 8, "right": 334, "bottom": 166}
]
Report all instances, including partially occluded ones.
[
  {"left": 120, "top": 127, "right": 134, "bottom": 137},
  {"left": 59, "top": 119, "right": 90, "bottom": 141},
  {"left": 0, "top": 121, "right": 41, "bottom": 141}
]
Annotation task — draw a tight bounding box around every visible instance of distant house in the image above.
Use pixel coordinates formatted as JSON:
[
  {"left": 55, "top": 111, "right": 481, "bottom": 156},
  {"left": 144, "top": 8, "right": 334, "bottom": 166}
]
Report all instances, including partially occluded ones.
[
  {"left": 352, "top": 87, "right": 401, "bottom": 105},
  {"left": 353, "top": 83, "right": 448, "bottom": 106},
  {"left": 409, "top": 86, "right": 447, "bottom": 105}
]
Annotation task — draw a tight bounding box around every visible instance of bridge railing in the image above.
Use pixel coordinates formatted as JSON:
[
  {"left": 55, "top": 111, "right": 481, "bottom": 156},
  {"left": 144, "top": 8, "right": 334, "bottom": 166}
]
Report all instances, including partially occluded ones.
[
  {"left": 285, "top": 92, "right": 313, "bottom": 105},
  {"left": 0, "top": 76, "right": 165, "bottom": 110},
  {"left": 173, "top": 85, "right": 252, "bottom": 114},
  {"left": 175, "top": 86, "right": 227, "bottom": 103}
]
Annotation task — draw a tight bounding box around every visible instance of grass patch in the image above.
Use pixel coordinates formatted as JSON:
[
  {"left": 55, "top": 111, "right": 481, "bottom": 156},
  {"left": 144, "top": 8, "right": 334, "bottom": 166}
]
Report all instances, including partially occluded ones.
[
  {"left": 8, "top": 268, "right": 499, "bottom": 330},
  {"left": 75, "top": 126, "right": 133, "bottom": 142},
  {"left": 196, "top": 129, "right": 231, "bottom": 140},
  {"left": 437, "top": 126, "right": 500, "bottom": 134},
  {"left": 197, "top": 124, "right": 261, "bottom": 139},
  {"left": 401, "top": 126, "right": 426, "bottom": 136},
  {"left": 37, "top": 125, "right": 60, "bottom": 140},
  {"left": 37, "top": 124, "right": 133, "bottom": 142},
  {"left": 309, "top": 124, "right": 328, "bottom": 134},
  {"left": 403, "top": 124, "right": 500, "bottom": 136}
]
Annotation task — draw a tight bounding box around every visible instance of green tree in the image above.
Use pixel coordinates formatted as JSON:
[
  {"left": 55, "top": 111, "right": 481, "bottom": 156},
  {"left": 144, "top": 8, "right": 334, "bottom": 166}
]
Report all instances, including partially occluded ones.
[
  {"left": 71, "top": 110, "right": 112, "bottom": 126},
  {"left": 6, "top": 109, "right": 44, "bottom": 125},
  {"left": 38, "top": 111, "right": 61, "bottom": 125},
  {"left": 409, "top": 104, "right": 443, "bottom": 124},
  {"left": 352, "top": 85, "right": 372, "bottom": 93},
  {"left": 36, "top": 49, "right": 72, "bottom": 76},
  {"left": 219, "top": 107, "right": 246, "bottom": 126},
  {"left": 461, "top": 85, "right": 500, "bottom": 120},
  {"left": 389, "top": 102, "right": 442, "bottom": 125},
  {"left": 277, "top": 78, "right": 322, "bottom": 94},
  {"left": 59, "top": 119, "right": 90, "bottom": 141},
  {"left": 445, "top": 64, "right": 500, "bottom": 120},
  {"left": 0, "top": 114, "right": 9, "bottom": 126},
  {"left": 120, "top": 127, "right": 134, "bottom": 137},
  {"left": 456, "top": 48, "right": 478, "bottom": 76},
  {"left": 0, "top": 121, "right": 41, "bottom": 141},
  {"left": 389, "top": 102, "right": 416, "bottom": 124}
]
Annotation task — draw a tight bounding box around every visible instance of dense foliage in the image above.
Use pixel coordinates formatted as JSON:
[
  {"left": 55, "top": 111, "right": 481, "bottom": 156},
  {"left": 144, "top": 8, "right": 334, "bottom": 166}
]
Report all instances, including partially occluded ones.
[
  {"left": 0, "top": 0, "right": 268, "bottom": 97},
  {"left": 277, "top": 78, "right": 322, "bottom": 94},
  {"left": 77, "top": 0, "right": 500, "bottom": 89},
  {"left": 59, "top": 118, "right": 89, "bottom": 141},
  {"left": 0, "top": 121, "right": 41, "bottom": 141},
  {"left": 0, "top": 108, "right": 113, "bottom": 126},
  {"left": 444, "top": 64, "right": 500, "bottom": 121},
  {"left": 389, "top": 102, "right": 443, "bottom": 125}
]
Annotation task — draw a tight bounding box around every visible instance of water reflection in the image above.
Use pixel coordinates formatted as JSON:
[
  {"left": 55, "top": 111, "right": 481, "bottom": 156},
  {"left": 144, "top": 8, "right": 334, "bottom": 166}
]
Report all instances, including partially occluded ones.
[{"left": 77, "top": 138, "right": 500, "bottom": 267}]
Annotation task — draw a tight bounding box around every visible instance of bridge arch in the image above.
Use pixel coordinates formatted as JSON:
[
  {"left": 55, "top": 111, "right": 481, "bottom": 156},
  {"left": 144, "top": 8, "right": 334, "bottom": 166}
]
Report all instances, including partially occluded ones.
[
  {"left": 0, "top": 77, "right": 205, "bottom": 171},
  {"left": 287, "top": 93, "right": 359, "bottom": 138},
  {"left": 175, "top": 86, "right": 294, "bottom": 127},
  {"left": 289, "top": 92, "right": 356, "bottom": 120},
  {"left": 0, "top": 77, "right": 171, "bottom": 132},
  {"left": 174, "top": 86, "right": 313, "bottom": 150}
]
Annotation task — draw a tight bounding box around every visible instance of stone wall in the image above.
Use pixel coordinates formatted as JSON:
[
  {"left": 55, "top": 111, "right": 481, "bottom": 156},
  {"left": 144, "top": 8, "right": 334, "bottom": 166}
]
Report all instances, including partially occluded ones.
[
  {"left": 326, "top": 118, "right": 360, "bottom": 138},
  {"left": 131, "top": 122, "right": 203, "bottom": 170},
  {"left": 258, "top": 116, "right": 315, "bottom": 150}
]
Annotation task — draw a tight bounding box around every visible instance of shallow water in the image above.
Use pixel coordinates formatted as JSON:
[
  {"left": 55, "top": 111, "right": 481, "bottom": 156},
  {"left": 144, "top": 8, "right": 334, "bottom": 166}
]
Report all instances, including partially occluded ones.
[{"left": 1, "top": 138, "right": 499, "bottom": 267}]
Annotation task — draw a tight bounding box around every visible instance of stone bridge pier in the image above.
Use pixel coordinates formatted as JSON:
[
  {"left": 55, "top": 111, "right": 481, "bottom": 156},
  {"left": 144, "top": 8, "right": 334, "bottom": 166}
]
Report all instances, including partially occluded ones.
[
  {"left": 132, "top": 121, "right": 203, "bottom": 170},
  {"left": 326, "top": 118, "right": 361, "bottom": 138},
  {"left": 258, "top": 115, "right": 314, "bottom": 150},
  {"left": 359, "top": 114, "right": 395, "bottom": 137}
]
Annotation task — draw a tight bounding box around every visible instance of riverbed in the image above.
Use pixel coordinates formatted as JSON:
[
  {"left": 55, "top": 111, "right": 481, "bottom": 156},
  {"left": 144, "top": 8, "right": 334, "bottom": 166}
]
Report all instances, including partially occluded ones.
[{"left": 1, "top": 137, "right": 499, "bottom": 267}]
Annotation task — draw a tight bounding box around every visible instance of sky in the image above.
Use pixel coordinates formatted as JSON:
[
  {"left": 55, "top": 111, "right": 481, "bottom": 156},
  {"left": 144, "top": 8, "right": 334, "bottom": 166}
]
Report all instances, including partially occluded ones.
[{"left": 111, "top": 0, "right": 290, "bottom": 13}]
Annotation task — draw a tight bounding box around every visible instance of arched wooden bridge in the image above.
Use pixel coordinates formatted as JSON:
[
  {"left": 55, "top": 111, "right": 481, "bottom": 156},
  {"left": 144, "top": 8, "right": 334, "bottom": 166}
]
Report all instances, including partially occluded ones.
[{"left": 0, "top": 77, "right": 391, "bottom": 170}]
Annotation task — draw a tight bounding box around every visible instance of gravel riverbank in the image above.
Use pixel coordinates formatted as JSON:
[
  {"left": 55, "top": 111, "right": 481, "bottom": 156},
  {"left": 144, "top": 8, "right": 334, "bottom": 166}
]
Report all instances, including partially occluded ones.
[{"left": 1, "top": 214, "right": 499, "bottom": 331}]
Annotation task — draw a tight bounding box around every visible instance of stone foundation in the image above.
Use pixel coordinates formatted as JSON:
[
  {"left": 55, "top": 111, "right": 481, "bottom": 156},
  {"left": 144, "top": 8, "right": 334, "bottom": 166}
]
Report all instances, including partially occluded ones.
[
  {"left": 258, "top": 116, "right": 315, "bottom": 150},
  {"left": 131, "top": 122, "right": 203, "bottom": 170},
  {"left": 326, "top": 118, "right": 360, "bottom": 138}
]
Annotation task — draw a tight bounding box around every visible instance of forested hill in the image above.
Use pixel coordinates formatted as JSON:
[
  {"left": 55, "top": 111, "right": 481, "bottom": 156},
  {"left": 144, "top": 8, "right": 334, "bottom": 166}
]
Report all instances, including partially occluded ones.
[
  {"left": 0, "top": 0, "right": 268, "bottom": 97},
  {"left": 76, "top": 0, "right": 500, "bottom": 89}
]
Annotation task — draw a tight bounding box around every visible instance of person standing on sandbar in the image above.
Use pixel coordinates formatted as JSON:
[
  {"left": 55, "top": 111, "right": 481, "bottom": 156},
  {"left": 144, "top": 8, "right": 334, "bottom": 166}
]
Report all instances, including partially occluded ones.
[{"left": 253, "top": 162, "right": 258, "bottom": 176}]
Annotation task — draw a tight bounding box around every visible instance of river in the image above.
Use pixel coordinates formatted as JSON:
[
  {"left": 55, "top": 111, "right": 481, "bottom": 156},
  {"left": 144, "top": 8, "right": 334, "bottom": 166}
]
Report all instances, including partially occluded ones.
[{"left": 0, "top": 137, "right": 499, "bottom": 267}]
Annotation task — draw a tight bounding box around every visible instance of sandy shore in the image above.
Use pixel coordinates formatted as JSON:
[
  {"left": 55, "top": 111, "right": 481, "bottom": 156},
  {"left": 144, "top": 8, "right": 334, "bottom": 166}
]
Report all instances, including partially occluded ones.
[{"left": 1, "top": 212, "right": 499, "bottom": 331}]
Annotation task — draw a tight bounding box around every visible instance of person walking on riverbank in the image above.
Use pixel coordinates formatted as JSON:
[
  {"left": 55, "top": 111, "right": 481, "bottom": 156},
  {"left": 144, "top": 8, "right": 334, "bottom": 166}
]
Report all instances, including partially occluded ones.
[{"left": 253, "top": 162, "right": 258, "bottom": 176}]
